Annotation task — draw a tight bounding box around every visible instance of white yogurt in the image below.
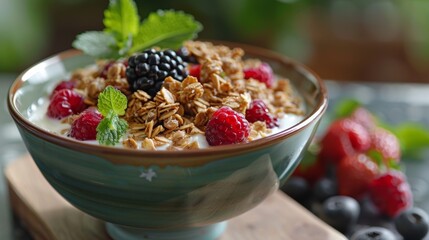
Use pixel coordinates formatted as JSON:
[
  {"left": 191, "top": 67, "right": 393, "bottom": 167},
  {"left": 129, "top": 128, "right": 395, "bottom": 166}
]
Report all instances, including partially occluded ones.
[{"left": 28, "top": 97, "right": 304, "bottom": 149}]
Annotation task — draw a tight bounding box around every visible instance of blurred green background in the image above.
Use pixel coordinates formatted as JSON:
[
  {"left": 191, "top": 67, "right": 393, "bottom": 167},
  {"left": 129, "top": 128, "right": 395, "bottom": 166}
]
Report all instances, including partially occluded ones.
[{"left": 1, "top": 0, "right": 429, "bottom": 83}]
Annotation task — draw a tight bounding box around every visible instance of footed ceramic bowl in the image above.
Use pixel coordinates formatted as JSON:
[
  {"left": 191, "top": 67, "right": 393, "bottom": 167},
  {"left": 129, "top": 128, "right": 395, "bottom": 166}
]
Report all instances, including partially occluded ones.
[{"left": 8, "top": 43, "right": 327, "bottom": 240}]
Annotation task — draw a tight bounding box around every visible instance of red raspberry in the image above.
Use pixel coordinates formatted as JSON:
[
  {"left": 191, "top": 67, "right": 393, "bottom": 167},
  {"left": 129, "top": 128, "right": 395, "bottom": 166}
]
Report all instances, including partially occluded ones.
[
  {"left": 318, "top": 118, "right": 371, "bottom": 164},
  {"left": 244, "top": 62, "right": 274, "bottom": 88},
  {"left": 205, "top": 106, "right": 250, "bottom": 146},
  {"left": 47, "top": 89, "right": 87, "bottom": 119},
  {"left": 50, "top": 80, "right": 76, "bottom": 99},
  {"left": 189, "top": 64, "right": 201, "bottom": 79},
  {"left": 337, "top": 154, "right": 378, "bottom": 199},
  {"left": 245, "top": 99, "right": 278, "bottom": 128},
  {"left": 70, "top": 109, "right": 103, "bottom": 140},
  {"left": 369, "top": 171, "right": 412, "bottom": 218}
]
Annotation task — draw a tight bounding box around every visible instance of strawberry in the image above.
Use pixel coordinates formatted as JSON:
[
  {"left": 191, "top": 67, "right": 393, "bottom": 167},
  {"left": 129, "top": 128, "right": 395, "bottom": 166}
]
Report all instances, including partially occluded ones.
[
  {"left": 319, "top": 118, "right": 371, "bottom": 164},
  {"left": 349, "top": 107, "right": 376, "bottom": 131},
  {"left": 337, "top": 154, "right": 379, "bottom": 199},
  {"left": 367, "top": 127, "right": 401, "bottom": 167},
  {"left": 369, "top": 171, "right": 412, "bottom": 218}
]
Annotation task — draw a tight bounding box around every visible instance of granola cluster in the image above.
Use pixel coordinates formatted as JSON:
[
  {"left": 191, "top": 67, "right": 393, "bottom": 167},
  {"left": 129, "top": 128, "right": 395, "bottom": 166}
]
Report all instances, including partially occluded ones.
[{"left": 68, "top": 41, "right": 303, "bottom": 150}]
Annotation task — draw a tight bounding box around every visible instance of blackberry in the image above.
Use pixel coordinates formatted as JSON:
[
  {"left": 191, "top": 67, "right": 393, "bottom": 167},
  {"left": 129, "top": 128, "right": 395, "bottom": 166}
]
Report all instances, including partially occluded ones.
[{"left": 126, "top": 48, "right": 188, "bottom": 97}]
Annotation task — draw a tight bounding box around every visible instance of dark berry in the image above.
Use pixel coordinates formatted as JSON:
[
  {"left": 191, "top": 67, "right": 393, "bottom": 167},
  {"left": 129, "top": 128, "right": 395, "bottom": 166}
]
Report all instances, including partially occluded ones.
[
  {"left": 50, "top": 80, "right": 76, "bottom": 99},
  {"left": 245, "top": 99, "right": 279, "bottom": 128},
  {"left": 70, "top": 109, "right": 103, "bottom": 140},
  {"left": 320, "top": 196, "right": 360, "bottom": 233},
  {"left": 394, "top": 207, "right": 429, "bottom": 240},
  {"left": 350, "top": 227, "right": 396, "bottom": 240},
  {"left": 47, "top": 89, "right": 86, "bottom": 119},
  {"left": 281, "top": 176, "right": 310, "bottom": 204},
  {"left": 313, "top": 178, "right": 337, "bottom": 202},
  {"left": 244, "top": 62, "right": 274, "bottom": 88},
  {"left": 205, "top": 106, "right": 250, "bottom": 146},
  {"left": 126, "top": 48, "right": 188, "bottom": 97}
]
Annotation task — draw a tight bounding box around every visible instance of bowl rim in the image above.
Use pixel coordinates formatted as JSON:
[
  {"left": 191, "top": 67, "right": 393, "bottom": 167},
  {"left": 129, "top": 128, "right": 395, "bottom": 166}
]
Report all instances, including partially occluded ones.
[{"left": 8, "top": 42, "right": 328, "bottom": 167}]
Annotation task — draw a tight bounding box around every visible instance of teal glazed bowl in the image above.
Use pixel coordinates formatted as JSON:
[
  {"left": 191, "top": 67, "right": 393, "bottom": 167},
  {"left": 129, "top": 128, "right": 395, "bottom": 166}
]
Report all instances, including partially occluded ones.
[{"left": 8, "top": 43, "right": 327, "bottom": 240}]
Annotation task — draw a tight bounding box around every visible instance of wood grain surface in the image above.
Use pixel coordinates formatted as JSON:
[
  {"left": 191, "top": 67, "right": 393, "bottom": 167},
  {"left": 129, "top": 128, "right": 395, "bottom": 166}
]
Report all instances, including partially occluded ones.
[{"left": 5, "top": 155, "right": 346, "bottom": 240}]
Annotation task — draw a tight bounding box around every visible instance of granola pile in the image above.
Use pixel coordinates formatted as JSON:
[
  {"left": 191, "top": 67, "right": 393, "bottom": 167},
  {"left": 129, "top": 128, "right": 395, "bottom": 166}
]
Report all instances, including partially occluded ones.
[{"left": 62, "top": 41, "right": 303, "bottom": 150}]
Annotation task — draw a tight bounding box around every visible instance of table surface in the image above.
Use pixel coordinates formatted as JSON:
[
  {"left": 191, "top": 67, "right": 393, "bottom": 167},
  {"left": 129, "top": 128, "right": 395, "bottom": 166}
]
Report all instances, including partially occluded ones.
[{"left": 1, "top": 75, "right": 429, "bottom": 240}]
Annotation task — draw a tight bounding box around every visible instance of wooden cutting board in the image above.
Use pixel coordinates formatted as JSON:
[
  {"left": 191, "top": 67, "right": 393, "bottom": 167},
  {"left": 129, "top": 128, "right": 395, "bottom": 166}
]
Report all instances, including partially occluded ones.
[{"left": 5, "top": 155, "right": 346, "bottom": 240}]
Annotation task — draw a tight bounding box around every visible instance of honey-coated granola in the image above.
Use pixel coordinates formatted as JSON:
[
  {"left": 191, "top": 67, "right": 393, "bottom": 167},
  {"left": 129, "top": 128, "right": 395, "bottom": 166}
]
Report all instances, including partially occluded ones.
[{"left": 68, "top": 41, "right": 303, "bottom": 150}]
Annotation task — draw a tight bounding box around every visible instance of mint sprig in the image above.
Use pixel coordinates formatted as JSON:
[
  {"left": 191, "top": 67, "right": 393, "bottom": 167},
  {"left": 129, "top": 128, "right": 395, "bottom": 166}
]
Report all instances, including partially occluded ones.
[
  {"left": 103, "top": 0, "right": 139, "bottom": 48},
  {"left": 97, "top": 85, "right": 128, "bottom": 116},
  {"left": 73, "top": 32, "right": 119, "bottom": 59},
  {"left": 73, "top": 0, "right": 202, "bottom": 59},
  {"left": 96, "top": 86, "right": 128, "bottom": 145},
  {"left": 131, "top": 10, "right": 203, "bottom": 53},
  {"left": 97, "top": 111, "right": 128, "bottom": 146}
]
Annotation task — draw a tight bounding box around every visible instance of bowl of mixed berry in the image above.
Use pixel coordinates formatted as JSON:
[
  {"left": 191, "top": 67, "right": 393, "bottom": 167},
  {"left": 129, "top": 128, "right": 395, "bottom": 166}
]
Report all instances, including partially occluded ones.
[{"left": 7, "top": 1, "right": 327, "bottom": 240}]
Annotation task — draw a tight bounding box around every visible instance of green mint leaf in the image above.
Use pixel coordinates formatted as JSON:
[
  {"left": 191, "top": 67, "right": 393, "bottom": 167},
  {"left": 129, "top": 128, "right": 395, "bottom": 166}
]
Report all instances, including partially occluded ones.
[
  {"left": 392, "top": 123, "right": 429, "bottom": 159},
  {"left": 97, "top": 86, "right": 127, "bottom": 116},
  {"left": 131, "top": 10, "right": 203, "bottom": 53},
  {"left": 334, "top": 99, "right": 361, "bottom": 119},
  {"left": 103, "top": 0, "right": 139, "bottom": 48},
  {"left": 96, "top": 111, "right": 128, "bottom": 146},
  {"left": 72, "top": 31, "right": 119, "bottom": 59}
]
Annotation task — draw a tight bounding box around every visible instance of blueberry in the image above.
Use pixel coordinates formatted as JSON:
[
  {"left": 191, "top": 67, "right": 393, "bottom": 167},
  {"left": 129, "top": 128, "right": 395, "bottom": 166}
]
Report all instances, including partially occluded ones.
[
  {"left": 350, "top": 227, "right": 396, "bottom": 240},
  {"left": 313, "top": 178, "right": 337, "bottom": 202},
  {"left": 394, "top": 207, "right": 429, "bottom": 240},
  {"left": 320, "top": 196, "right": 360, "bottom": 233},
  {"left": 280, "top": 176, "right": 310, "bottom": 203}
]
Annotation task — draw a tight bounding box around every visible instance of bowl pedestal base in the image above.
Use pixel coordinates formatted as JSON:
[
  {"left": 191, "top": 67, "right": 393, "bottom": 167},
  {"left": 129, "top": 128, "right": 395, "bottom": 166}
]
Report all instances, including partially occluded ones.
[
  {"left": 5, "top": 155, "right": 346, "bottom": 240},
  {"left": 106, "top": 222, "right": 227, "bottom": 240}
]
